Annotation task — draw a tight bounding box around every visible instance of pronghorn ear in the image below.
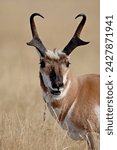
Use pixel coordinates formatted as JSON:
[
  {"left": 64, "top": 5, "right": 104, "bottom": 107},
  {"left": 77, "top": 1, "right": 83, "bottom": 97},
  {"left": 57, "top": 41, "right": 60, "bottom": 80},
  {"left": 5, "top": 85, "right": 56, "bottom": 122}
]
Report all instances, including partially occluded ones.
[
  {"left": 63, "top": 14, "right": 89, "bottom": 56},
  {"left": 27, "top": 13, "right": 47, "bottom": 57}
]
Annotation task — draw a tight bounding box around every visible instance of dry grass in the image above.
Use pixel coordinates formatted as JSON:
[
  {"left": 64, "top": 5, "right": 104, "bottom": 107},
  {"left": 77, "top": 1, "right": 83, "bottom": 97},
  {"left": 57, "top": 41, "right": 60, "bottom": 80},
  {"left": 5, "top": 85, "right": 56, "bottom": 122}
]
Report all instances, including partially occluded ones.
[{"left": 0, "top": 0, "right": 99, "bottom": 149}]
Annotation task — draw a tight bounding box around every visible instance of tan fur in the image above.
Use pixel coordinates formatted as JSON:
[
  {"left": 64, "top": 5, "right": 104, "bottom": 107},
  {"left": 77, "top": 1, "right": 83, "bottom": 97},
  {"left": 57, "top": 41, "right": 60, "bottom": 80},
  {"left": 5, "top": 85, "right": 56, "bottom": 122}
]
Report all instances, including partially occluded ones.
[
  {"left": 74, "top": 74, "right": 100, "bottom": 131},
  {"left": 41, "top": 72, "right": 99, "bottom": 128},
  {"left": 51, "top": 73, "right": 78, "bottom": 122},
  {"left": 27, "top": 13, "right": 99, "bottom": 149},
  {"left": 40, "top": 55, "right": 69, "bottom": 80},
  {"left": 39, "top": 52, "right": 100, "bottom": 149}
]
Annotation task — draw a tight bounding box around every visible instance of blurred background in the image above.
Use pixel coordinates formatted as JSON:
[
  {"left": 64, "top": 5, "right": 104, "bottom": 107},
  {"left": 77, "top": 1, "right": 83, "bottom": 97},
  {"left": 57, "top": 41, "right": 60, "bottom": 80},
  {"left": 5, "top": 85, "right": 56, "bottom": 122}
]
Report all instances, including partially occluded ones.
[{"left": 0, "top": 0, "right": 99, "bottom": 149}]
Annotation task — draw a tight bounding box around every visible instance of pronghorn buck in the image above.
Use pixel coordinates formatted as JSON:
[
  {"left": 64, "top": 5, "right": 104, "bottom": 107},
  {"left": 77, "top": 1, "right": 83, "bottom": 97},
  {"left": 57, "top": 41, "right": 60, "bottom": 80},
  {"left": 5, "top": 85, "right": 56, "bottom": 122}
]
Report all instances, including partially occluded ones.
[{"left": 27, "top": 13, "right": 100, "bottom": 149}]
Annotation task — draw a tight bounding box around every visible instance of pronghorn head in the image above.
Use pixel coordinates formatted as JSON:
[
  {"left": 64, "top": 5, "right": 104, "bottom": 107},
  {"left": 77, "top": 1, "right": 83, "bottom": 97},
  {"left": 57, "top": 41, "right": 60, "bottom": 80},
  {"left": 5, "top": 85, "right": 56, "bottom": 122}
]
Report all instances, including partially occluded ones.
[{"left": 27, "top": 13, "right": 89, "bottom": 96}]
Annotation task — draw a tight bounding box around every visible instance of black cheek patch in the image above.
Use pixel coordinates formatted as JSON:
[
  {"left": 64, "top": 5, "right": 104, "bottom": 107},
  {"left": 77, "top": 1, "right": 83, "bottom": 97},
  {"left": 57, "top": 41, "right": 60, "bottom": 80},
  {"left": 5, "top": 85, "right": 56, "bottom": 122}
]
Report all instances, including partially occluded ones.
[
  {"left": 40, "top": 60, "right": 45, "bottom": 68},
  {"left": 66, "top": 61, "right": 71, "bottom": 67}
]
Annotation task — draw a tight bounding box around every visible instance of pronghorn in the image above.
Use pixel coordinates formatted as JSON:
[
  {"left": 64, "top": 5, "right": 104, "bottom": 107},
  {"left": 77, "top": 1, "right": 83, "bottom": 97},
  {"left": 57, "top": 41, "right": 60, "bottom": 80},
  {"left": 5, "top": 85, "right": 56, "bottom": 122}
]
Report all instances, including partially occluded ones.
[{"left": 27, "top": 13, "right": 100, "bottom": 150}]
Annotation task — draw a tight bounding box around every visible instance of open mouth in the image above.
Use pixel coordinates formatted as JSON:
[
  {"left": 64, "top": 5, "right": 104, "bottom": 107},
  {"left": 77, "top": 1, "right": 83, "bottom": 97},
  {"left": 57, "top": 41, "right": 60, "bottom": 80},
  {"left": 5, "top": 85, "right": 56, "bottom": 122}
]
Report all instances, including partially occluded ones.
[{"left": 49, "top": 88, "right": 61, "bottom": 96}]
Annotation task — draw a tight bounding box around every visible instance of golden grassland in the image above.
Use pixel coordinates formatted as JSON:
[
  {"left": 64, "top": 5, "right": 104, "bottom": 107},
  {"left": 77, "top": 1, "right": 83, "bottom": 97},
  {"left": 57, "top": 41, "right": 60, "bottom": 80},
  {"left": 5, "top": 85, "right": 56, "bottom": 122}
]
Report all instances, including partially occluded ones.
[{"left": 0, "top": 0, "right": 99, "bottom": 149}]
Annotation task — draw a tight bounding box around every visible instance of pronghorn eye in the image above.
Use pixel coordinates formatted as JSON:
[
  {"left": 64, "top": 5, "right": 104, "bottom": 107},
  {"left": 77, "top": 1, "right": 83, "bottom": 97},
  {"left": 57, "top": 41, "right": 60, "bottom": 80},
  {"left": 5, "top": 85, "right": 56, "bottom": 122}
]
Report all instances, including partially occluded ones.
[
  {"left": 66, "top": 61, "right": 71, "bottom": 67},
  {"left": 40, "top": 60, "right": 45, "bottom": 68}
]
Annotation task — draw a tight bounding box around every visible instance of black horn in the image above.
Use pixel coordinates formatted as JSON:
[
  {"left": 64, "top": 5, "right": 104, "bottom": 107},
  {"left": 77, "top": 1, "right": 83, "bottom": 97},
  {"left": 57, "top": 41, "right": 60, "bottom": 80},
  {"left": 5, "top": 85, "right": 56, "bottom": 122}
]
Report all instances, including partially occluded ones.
[
  {"left": 63, "top": 14, "right": 89, "bottom": 55},
  {"left": 27, "top": 13, "right": 47, "bottom": 57}
]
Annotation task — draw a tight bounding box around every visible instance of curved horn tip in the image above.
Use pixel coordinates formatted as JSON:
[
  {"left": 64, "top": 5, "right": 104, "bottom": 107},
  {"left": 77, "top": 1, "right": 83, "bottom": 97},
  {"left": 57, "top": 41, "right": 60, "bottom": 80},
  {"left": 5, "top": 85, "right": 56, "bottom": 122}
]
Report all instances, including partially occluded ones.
[
  {"left": 75, "top": 13, "right": 86, "bottom": 19},
  {"left": 26, "top": 41, "right": 32, "bottom": 46},
  {"left": 84, "top": 41, "right": 90, "bottom": 45},
  {"left": 30, "top": 13, "right": 45, "bottom": 20}
]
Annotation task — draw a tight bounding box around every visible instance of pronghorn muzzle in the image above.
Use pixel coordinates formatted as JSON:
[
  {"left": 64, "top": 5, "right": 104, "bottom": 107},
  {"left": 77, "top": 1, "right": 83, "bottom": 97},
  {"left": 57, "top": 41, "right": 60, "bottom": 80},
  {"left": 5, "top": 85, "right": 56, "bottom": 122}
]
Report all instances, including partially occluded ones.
[{"left": 49, "top": 68, "right": 64, "bottom": 95}]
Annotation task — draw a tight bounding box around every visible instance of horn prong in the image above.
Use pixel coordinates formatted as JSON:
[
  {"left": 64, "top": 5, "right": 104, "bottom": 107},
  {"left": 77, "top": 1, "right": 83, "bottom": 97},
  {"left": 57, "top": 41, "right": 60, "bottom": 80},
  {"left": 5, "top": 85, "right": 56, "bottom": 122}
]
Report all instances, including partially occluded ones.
[
  {"left": 27, "top": 13, "right": 47, "bottom": 57},
  {"left": 63, "top": 13, "right": 89, "bottom": 55}
]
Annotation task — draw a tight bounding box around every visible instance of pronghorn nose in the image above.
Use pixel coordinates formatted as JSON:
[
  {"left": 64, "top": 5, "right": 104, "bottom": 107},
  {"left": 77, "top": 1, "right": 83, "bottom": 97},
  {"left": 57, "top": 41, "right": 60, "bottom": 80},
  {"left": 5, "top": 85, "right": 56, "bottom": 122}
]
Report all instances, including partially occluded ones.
[
  {"left": 52, "top": 81, "right": 64, "bottom": 90},
  {"left": 57, "top": 82, "right": 64, "bottom": 88},
  {"left": 56, "top": 75, "right": 64, "bottom": 89}
]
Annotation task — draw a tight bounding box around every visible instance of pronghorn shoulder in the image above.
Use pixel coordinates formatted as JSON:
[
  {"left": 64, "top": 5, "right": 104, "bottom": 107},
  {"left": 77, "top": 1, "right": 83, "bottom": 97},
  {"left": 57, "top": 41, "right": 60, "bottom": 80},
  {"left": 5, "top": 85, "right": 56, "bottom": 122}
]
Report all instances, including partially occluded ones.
[
  {"left": 76, "top": 74, "right": 100, "bottom": 104},
  {"left": 77, "top": 74, "right": 100, "bottom": 88}
]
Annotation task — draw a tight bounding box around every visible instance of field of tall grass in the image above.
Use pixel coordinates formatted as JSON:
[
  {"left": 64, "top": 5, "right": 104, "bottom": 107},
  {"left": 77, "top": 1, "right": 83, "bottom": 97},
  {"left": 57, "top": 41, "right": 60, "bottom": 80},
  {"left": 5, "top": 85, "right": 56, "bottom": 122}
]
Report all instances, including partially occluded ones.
[{"left": 0, "top": 0, "right": 99, "bottom": 149}]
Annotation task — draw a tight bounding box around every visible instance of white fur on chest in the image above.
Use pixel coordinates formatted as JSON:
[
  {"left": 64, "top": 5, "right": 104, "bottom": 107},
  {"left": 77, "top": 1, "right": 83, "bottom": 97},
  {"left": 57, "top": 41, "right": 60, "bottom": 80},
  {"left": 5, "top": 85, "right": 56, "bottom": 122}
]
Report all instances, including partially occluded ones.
[
  {"left": 45, "top": 97, "right": 84, "bottom": 140},
  {"left": 60, "top": 100, "right": 84, "bottom": 140},
  {"left": 43, "top": 89, "right": 84, "bottom": 140},
  {"left": 95, "top": 105, "right": 100, "bottom": 123}
]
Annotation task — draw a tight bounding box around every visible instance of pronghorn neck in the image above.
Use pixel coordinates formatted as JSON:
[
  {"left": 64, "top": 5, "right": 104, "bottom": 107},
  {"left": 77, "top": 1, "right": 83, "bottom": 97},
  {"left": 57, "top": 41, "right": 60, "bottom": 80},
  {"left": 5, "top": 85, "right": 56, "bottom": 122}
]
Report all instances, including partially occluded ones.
[{"left": 40, "top": 70, "right": 78, "bottom": 123}]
